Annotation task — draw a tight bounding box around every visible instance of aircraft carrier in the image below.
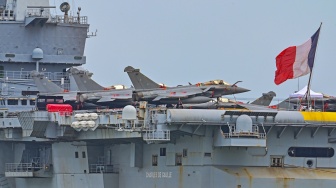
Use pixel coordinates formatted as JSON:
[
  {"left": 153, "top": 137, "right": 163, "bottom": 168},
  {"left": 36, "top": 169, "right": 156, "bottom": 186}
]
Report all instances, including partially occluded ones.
[{"left": 1, "top": 1, "right": 336, "bottom": 188}]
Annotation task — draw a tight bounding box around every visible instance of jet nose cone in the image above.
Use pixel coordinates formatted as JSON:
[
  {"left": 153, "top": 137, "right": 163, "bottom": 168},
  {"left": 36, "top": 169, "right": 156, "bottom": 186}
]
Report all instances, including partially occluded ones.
[{"left": 233, "top": 86, "right": 250, "bottom": 94}]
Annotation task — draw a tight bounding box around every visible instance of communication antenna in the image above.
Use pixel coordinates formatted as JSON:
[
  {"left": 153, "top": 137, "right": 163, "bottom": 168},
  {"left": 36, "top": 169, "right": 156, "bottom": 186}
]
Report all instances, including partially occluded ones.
[
  {"left": 60, "top": 2, "right": 70, "bottom": 23},
  {"left": 77, "top": 7, "right": 81, "bottom": 23}
]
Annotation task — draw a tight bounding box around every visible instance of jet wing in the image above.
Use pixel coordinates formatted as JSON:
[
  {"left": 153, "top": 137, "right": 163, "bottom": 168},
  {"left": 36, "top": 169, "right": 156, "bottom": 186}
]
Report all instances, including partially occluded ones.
[
  {"left": 202, "top": 86, "right": 215, "bottom": 93},
  {"left": 153, "top": 88, "right": 203, "bottom": 101},
  {"left": 63, "top": 94, "right": 77, "bottom": 102},
  {"left": 236, "top": 103, "right": 278, "bottom": 111},
  {"left": 96, "top": 90, "right": 133, "bottom": 103},
  {"left": 97, "top": 97, "right": 116, "bottom": 103}
]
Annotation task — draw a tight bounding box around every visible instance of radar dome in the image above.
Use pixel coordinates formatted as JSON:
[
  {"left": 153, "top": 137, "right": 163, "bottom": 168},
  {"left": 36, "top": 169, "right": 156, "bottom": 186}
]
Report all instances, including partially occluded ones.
[
  {"left": 122, "top": 105, "right": 137, "bottom": 120},
  {"left": 236, "top": 114, "right": 253, "bottom": 133},
  {"left": 32, "top": 48, "right": 43, "bottom": 60}
]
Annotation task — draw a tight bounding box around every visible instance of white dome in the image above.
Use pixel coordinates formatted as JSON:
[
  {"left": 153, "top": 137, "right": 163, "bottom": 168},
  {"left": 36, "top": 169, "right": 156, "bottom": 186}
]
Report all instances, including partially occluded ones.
[
  {"left": 236, "top": 114, "right": 253, "bottom": 133},
  {"left": 122, "top": 105, "right": 137, "bottom": 120},
  {"left": 32, "top": 48, "right": 43, "bottom": 59}
]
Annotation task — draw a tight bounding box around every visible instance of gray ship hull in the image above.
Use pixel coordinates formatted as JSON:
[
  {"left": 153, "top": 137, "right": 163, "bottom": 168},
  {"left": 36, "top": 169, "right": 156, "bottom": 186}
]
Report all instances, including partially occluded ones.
[{"left": 1, "top": 109, "right": 336, "bottom": 188}]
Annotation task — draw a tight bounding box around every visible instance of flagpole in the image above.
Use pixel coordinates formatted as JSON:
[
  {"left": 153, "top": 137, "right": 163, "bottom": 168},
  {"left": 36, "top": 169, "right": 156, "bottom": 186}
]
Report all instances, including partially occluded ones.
[
  {"left": 305, "top": 22, "right": 322, "bottom": 110},
  {"left": 305, "top": 70, "right": 313, "bottom": 110}
]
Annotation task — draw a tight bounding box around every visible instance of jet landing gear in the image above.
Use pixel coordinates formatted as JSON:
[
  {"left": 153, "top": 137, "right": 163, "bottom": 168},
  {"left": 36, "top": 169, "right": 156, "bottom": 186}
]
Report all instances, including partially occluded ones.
[{"left": 176, "top": 98, "right": 183, "bottom": 109}]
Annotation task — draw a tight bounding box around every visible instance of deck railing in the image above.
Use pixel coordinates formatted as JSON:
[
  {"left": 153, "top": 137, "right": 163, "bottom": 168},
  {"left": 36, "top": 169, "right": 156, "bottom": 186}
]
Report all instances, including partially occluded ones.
[
  {"left": 5, "top": 163, "right": 43, "bottom": 172},
  {"left": 143, "top": 130, "right": 170, "bottom": 141},
  {"left": 89, "top": 164, "right": 119, "bottom": 174}
]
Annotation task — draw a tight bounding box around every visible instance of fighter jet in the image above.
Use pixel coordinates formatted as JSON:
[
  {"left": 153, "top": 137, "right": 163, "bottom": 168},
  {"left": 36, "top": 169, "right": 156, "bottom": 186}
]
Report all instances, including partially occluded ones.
[
  {"left": 32, "top": 70, "right": 133, "bottom": 108},
  {"left": 67, "top": 67, "right": 133, "bottom": 107},
  {"left": 182, "top": 91, "right": 276, "bottom": 109},
  {"left": 124, "top": 66, "right": 250, "bottom": 105},
  {"left": 69, "top": 67, "right": 210, "bottom": 106},
  {"left": 279, "top": 97, "right": 336, "bottom": 112},
  {"left": 30, "top": 71, "right": 101, "bottom": 110}
]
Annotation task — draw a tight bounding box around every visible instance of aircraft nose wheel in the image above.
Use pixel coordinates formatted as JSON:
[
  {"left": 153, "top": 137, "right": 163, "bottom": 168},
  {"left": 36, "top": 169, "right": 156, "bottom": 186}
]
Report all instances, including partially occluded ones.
[{"left": 177, "top": 98, "right": 183, "bottom": 109}]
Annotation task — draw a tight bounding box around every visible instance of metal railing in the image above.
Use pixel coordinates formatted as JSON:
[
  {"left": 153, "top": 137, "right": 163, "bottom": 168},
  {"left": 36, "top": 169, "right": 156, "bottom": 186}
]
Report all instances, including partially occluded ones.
[
  {"left": 222, "top": 132, "right": 266, "bottom": 139},
  {"left": 52, "top": 15, "right": 88, "bottom": 24},
  {"left": 0, "top": 71, "right": 66, "bottom": 80},
  {"left": 0, "top": 10, "right": 14, "bottom": 21},
  {"left": 89, "top": 164, "right": 119, "bottom": 174},
  {"left": 143, "top": 130, "right": 170, "bottom": 141},
  {"left": 58, "top": 111, "right": 73, "bottom": 116},
  {"left": 5, "top": 163, "right": 43, "bottom": 172},
  {"left": 221, "top": 123, "right": 267, "bottom": 139},
  {"left": 26, "top": 9, "right": 50, "bottom": 18}
]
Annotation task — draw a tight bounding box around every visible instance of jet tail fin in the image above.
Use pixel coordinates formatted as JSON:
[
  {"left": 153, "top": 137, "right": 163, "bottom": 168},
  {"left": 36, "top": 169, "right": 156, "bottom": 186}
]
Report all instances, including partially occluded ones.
[
  {"left": 30, "top": 71, "right": 64, "bottom": 93},
  {"left": 124, "top": 66, "right": 161, "bottom": 90},
  {"left": 68, "top": 67, "right": 104, "bottom": 91},
  {"left": 250, "top": 91, "right": 276, "bottom": 106},
  {"left": 269, "top": 97, "right": 296, "bottom": 110}
]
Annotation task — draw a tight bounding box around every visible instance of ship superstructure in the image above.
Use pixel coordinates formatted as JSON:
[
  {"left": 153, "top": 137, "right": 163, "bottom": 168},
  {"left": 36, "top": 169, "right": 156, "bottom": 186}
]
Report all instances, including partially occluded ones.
[{"left": 0, "top": 0, "right": 90, "bottom": 112}]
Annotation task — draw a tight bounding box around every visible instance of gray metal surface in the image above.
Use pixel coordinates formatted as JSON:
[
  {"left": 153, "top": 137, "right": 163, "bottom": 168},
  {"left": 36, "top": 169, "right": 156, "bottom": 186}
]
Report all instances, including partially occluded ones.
[{"left": 1, "top": 105, "right": 336, "bottom": 187}]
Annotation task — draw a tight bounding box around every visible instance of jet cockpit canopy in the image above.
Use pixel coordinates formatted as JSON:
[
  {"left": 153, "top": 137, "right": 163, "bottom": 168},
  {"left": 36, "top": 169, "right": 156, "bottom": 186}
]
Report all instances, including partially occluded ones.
[{"left": 201, "top": 80, "right": 230, "bottom": 86}]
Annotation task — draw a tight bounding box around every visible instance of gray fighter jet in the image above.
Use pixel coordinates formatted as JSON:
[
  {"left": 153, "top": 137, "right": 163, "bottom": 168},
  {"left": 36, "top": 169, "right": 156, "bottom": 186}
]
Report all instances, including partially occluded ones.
[
  {"left": 124, "top": 66, "right": 250, "bottom": 105},
  {"left": 32, "top": 70, "right": 133, "bottom": 108},
  {"left": 69, "top": 67, "right": 211, "bottom": 106},
  {"left": 182, "top": 91, "right": 276, "bottom": 109},
  {"left": 30, "top": 71, "right": 102, "bottom": 110},
  {"left": 67, "top": 67, "right": 133, "bottom": 107},
  {"left": 280, "top": 97, "right": 336, "bottom": 111}
]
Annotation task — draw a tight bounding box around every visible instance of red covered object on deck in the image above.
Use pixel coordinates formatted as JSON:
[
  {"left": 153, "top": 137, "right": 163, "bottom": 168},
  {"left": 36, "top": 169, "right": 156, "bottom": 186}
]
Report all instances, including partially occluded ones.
[{"left": 46, "top": 104, "right": 73, "bottom": 112}]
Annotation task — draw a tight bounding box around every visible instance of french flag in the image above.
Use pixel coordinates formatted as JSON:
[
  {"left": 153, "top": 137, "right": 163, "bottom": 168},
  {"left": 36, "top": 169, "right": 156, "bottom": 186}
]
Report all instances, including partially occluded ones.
[{"left": 274, "top": 26, "right": 321, "bottom": 85}]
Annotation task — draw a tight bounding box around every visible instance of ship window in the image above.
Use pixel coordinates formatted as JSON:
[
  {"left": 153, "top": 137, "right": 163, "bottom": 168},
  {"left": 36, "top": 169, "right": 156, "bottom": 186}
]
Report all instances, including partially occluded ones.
[
  {"left": 183, "top": 149, "right": 188, "bottom": 157},
  {"left": 160, "top": 148, "right": 166, "bottom": 156},
  {"left": 22, "top": 90, "right": 39, "bottom": 96},
  {"left": 74, "top": 56, "right": 82, "bottom": 60},
  {"left": 5, "top": 53, "right": 15, "bottom": 58},
  {"left": 8, "top": 99, "right": 18, "bottom": 105},
  {"left": 29, "top": 99, "right": 36, "bottom": 105},
  {"left": 175, "top": 153, "right": 182, "bottom": 166},
  {"left": 56, "top": 99, "right": 64, "bottom": 103},
  {"left": 288, "top": 147, "right": 334, "bottom": 158},
  {"left": 270, "top": 156, "right": 283, "bottom": 167},
  {"left": 47, "top": 99, "right": 55, "bottom": 103},
  {"left": 38, "top": 99, "right": 45, "bottom": 103},
  {"left": 82, "top": 152, "right": 86, "bottom": 158},
  {"left": 0, "top": 66, "right": 3, "bottom": 78},
  {"left": 75, "top": 152, "right": 79, "bottom": 158},
  {"left": 152, "top": 155, "right": 158, "bottom": 166},
  {"left": 21, "top": 100, "right": 27, "bottom": 105},
  {"left": 204, "top": 153, "right": 212, "bottom": 157}
]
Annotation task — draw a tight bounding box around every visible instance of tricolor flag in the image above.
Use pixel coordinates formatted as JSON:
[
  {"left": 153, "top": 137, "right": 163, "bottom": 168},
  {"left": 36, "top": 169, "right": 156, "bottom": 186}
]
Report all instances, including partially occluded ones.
[{"left": 274, "top": 26, "right": 321, "bottom": 85}]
